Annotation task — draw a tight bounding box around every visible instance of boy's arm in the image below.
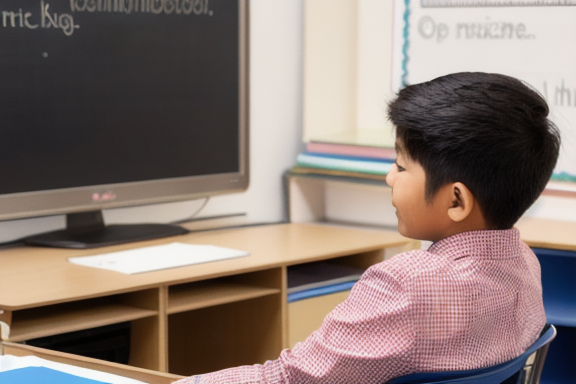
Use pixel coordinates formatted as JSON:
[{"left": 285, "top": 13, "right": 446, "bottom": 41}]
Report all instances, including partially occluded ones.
[{"left": 173, "top": 261, "right": 415, "bottom": 384}]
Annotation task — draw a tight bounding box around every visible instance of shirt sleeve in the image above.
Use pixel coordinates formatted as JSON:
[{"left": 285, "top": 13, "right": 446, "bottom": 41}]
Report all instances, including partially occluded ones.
[{"left": 173, "top": 261, "right": 416, "bottom": 384}]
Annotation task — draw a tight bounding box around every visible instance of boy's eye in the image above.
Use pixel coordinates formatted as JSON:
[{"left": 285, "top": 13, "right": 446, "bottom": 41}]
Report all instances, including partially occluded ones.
[{"left": 395, "top": 161, "right": 406, "bottom": 172}]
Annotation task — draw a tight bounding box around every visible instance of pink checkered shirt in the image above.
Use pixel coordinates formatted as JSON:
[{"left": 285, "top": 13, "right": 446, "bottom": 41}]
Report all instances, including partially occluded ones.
[{"left": 174, "top": 228, "right": 546, "bottom": 384}]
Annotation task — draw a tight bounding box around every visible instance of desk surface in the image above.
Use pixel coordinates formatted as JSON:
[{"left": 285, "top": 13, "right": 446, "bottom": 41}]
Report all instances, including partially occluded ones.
[
  {"left": 0, "top": 223, "right": 409, "bottom": 311},
  {"left": 516, "top": 217, "right": 576, "bottom": 252}
]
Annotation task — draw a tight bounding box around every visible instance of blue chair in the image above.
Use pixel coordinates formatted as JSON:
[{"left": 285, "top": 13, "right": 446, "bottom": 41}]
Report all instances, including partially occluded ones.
[{"left": 387, "top": 324, "right": 556, "bottom": 384}]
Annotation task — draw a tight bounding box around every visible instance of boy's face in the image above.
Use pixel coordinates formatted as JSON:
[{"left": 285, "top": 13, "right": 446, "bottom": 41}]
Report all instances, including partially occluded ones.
[{"left": 386, "top": 140, "right": 454, "bottom": 242}]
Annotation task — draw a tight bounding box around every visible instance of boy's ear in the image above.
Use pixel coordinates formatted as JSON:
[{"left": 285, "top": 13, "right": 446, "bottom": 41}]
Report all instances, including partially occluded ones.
[{"left": 447, "top": 182, "right": 475, "bottom": 223}]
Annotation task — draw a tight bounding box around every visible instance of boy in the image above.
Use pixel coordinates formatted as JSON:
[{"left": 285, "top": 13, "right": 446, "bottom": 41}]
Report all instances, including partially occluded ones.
[{"left": 174, "top": 72, "right": 561, "bottom": 384}]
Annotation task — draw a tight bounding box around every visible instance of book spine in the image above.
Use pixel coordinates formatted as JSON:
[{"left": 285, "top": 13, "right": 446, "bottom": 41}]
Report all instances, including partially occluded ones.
[
  {"left": 296, "top": 153, "right": 393, "bottom": 175},
  {"left": 306, "top": 142, "right": 396, "bottom": 160}
]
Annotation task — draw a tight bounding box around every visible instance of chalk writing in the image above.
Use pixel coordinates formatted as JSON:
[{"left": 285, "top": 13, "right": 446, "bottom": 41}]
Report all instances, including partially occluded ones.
[
  {"left": 69, "top": 0, "right": 213, "bottom": 16},
  {"left": 418, "top": 16, "right": 535, "bottom": 43},
  {"left": 1, "top": 0, "right": 213, "bottom": 37},
  {"left": 2, "top": 1, "right": 79, "bottom": 36},
  {"left": 2, "top": 9, "right": 38, "bottom": 30}
]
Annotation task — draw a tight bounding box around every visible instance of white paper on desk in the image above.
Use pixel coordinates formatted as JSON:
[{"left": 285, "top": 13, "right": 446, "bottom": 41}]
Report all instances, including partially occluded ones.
[
  {"left": 0, "top": 355, "right": 147, "bottom": 384},
  {"left": 68, "top": 242, "right": 250, "bottom": 274}
]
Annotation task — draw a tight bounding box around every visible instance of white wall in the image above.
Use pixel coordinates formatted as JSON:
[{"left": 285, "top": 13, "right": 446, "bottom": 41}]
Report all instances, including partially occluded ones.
[
  {"left": 525, "top": 195, "right": 576, "bottom": 222},
  {"left": 0, "top": 0, "right": 304, "bottom": 244}
]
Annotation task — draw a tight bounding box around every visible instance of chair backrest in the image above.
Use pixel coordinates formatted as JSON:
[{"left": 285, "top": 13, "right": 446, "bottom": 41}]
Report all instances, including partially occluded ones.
[
  {"left": 387, "top": 324, "right": 556, "bottom": 384},
  {"left": 533, "top": 248, "right": 576, "bottom": 327}
]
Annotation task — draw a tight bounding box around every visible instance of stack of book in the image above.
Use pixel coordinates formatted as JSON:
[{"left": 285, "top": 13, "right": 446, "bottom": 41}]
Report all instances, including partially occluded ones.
[{"left": 290, "top": 129, "right": 396, "bottom": 182}]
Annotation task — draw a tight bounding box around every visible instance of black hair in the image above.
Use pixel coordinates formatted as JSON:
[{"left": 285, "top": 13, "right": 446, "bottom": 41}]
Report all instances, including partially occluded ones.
[{"left": 387, "top": 72, "right": 561, "bottom": 229}]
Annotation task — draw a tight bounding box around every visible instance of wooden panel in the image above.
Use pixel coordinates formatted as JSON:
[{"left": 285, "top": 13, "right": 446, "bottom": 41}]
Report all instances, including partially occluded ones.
[
  {"left": 130, "top": 316, "right": 163, "bottom": 372},
  {"left": 8, "top": 299, "right": 156, "bottom": 342},
  {"left": 517, "top": 217, "right": 576, "bottom": 251},
  {"left": 280, "top": 266, "right": 289, "bottom": 349},
  {"left": 168, "top": 295, "right": 282, "bottom": 376},
  {"left": 288, "top": 290, "right": 351, "bottom": 348},
  {"left": 120, "top": 288, "right": 167, "bottom": 372},
  {"left": 169, "top": 281, "right": 280, "bottom": 314}
]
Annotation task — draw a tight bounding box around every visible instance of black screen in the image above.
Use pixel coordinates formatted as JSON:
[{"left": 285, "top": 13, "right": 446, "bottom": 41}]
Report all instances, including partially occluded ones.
[{"left": 0, "top": 0, "right": 240, "bottom": 195}]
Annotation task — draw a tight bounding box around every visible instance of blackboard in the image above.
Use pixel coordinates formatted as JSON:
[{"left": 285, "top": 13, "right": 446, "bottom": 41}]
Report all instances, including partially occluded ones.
[{"left": 0, "top": 0, "right": 240, "bottom": 194}]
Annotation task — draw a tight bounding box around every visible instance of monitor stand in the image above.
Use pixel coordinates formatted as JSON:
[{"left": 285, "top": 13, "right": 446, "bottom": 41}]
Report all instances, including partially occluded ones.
[{"left": 24, "top": 210, "right": 190, "bottom": 249}]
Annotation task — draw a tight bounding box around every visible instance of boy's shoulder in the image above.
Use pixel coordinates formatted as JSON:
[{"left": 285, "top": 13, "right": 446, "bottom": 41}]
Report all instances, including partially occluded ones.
[
  {"left": 366, "top": 249, "right": 452, "bottom": 285},
  {"left": 369, "top": 229, "right": 529, "bottom": 283}
]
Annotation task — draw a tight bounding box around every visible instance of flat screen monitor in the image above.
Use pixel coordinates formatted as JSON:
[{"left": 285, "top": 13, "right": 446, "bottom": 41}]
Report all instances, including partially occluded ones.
[{"left": 0, "top": 0, "right": 249, "bottom": 248}]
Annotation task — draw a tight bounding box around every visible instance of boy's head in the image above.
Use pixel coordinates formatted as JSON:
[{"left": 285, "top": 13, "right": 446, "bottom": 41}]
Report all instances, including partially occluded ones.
[{"left": 387, "top": 72, "right": 560, "bottom": 231}]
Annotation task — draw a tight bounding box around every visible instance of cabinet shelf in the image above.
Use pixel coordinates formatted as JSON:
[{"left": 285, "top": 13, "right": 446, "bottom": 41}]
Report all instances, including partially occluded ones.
[
  {"left": 168, "top": 280, "right": 281, "bottom": 315},
  {"left": 9, "top": 298, "right": 157, "bottom": 342}
]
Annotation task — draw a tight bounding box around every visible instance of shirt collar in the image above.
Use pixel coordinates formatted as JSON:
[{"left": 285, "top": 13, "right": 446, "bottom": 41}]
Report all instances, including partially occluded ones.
[{"left": 427, "top": 228, "right": 522, "bottom": 260}]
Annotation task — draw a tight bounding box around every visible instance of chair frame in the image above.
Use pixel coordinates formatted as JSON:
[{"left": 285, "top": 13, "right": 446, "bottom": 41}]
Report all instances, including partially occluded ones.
[{"left": 387, "top": 324, "right": 557, "bottom": 384}]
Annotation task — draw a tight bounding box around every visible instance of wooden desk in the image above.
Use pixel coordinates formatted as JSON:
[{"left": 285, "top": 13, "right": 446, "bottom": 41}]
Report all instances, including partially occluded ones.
[
  {"left": 0, "top": 223, "right": 415, "bottom": 376},
  {"left": 516, "top": 217, "right": 576, "bottom": 251}
]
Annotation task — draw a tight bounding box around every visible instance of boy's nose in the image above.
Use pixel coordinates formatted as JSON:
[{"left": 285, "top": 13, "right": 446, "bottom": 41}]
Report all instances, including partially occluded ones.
[{"left": 386, "top": 165, "right": 396, "bottom": 188}]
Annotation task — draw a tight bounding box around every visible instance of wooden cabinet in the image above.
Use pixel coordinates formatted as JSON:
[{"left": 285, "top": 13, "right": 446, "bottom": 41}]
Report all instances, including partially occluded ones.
[{"left": 0, "top": 223, "right": 416, "bottom": 376}]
